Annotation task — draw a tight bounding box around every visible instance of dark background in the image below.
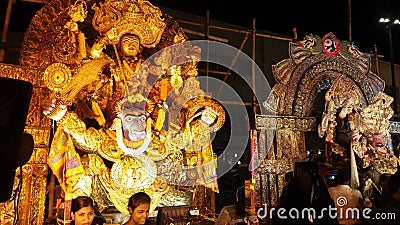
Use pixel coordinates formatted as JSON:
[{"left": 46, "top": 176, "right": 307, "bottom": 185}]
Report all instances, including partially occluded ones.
[
  {"left": 2, "top": 0, "right": 400, "bottom": 62},
  {"left": 152, "top": 0, "right": 400, "bottom": 64}
]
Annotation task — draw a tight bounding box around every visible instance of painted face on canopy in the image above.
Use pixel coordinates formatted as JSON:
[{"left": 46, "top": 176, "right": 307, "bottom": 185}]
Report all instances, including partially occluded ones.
[
  {"left": 121, "top": 34, "right": 141, "bottom": 58},
  {"left": 71, "top": 206, "right": 95, "bottom": 225},
  {"left": 128, "top": 203, "right": 150, "bottom": 225}
]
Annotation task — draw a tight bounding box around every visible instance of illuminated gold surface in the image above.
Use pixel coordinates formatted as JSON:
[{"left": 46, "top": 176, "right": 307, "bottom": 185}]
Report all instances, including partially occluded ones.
[
  {"left": 9, "top": 0, "right": 225, "bottom": 222},
  {"left": 0, "top": 64, "right": 50, "bottom": 225}
]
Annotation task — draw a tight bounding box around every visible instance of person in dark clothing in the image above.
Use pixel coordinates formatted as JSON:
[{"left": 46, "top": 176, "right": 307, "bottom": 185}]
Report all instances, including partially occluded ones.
[
  {"left": 374, "top": 173, "right": 400, "bottom": 224},
  {"left": 371, "top": 173, "right": 392, "bottom": 209},
  {"left": 272, "top": 161, "right": 339, "bottom": 225}
]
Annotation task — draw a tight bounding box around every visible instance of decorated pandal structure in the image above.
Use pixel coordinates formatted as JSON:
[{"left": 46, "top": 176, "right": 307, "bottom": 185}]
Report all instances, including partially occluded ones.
[
  {"left": 254, "top": 32, "right": 400, "bottom": 222},
  {"left": 1, "top": 0, "right": 400, "bottom": 224}
]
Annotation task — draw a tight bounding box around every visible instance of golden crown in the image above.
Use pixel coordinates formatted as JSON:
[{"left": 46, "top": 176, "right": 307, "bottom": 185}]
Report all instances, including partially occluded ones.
[{"left": 92, "top": 0, "right": 166, "bottom": 47}]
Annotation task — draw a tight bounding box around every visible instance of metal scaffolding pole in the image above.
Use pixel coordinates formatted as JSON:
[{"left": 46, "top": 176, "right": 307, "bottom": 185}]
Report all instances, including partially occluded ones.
[{"left": 0, "top": 0, "right": 14, "bottom": 62}]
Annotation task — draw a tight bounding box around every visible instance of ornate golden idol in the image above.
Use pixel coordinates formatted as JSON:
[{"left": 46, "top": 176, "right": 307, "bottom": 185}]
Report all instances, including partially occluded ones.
[{"left": 10, "top": 0, "right": 226, "bottom": 221}]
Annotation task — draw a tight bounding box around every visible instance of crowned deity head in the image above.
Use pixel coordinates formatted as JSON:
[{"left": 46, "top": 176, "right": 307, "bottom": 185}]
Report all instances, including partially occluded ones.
[{"left": 120, "top": 33, "right": 142, "bottom": 59}]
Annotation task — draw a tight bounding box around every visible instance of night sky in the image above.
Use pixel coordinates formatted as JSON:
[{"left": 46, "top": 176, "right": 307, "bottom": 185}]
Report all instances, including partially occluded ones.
[
  {"left": 152, "top": 0, "right": 400, "bottom": 64},
  {"left": 2, "top": 0, "right": 400, "bottom": 63}
]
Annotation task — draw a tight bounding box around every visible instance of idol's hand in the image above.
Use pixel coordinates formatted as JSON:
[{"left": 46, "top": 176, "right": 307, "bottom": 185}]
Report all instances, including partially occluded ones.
[
  {"left": 42, "top": 98, "right": 68, "bottom": 121},
  {"left": 351, "top": 130, "right": 362, "bottom": 143}
]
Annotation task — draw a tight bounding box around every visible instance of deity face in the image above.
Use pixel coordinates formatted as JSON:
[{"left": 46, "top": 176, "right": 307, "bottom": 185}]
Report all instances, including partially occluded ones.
[
  {"left": 368, "top": 133, "right": 387, "bottom": 153},
  {"left": 121, "top": 34, "right": 141, "bottom": 58},
  {"left": 322, "top": 32, "right": 341, "bottom": 57},
  {"left": 121, "top": 103, "right": 147, "bottom": 142}
]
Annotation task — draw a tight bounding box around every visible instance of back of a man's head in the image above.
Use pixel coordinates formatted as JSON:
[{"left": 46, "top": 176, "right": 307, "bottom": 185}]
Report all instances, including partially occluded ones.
[
  {"left": 337, "top": 167, "right": 351, "bottom": 185},
  {"left": 388, "top": 173, "right": 400, "bottom": 196},
  {"left": 379, "top": 173, "right": 392, "bottom": 192}
]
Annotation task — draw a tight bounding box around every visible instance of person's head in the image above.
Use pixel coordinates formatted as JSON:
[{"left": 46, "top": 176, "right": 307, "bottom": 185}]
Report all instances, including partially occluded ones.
[
  {"left": 120, "top": 33, "right": 142, "bottom": 58},
  {"left": 71, "top": 196, "right": 95, "bottom": 225},
  {"left": 127, "top": 192, "right": 151, "bottom": 225},
  {"left": 334, "top": 117, "right": 352, "bottom": 149},
  {"left": 388, "top": 173, "right": 400, "bottom": 202},
  {"left": 337, "top": 167, "right": 351, "bottom": 185},
  {"left": 379, "top": 173, "right": 392, "bottom": 192}
]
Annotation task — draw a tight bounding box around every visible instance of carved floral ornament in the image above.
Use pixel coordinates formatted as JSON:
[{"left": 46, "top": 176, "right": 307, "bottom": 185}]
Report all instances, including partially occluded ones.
[
  {"left": 91, "top": 0, "right": 166, "bottom": 47},
  {"left": 264, "top": 32, "right": 383, "bottom": 117}
]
